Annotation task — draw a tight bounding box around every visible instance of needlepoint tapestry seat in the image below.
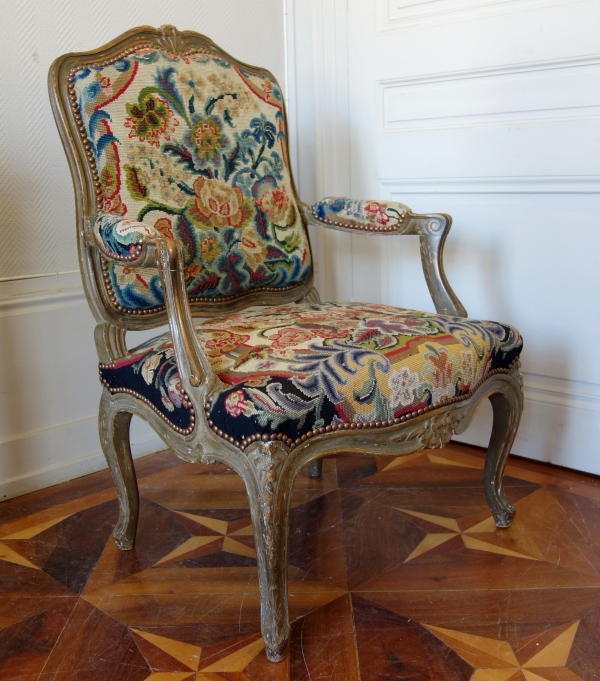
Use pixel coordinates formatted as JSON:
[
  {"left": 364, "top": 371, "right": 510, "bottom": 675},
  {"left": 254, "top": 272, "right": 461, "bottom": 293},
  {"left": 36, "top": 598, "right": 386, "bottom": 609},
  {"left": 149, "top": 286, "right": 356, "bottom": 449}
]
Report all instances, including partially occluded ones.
[
  {"left": 50, "top": 24, "right": 524, "bottom": 665},
  {"left": 100, "top": 302, "right": 522, "bottom": 445}
]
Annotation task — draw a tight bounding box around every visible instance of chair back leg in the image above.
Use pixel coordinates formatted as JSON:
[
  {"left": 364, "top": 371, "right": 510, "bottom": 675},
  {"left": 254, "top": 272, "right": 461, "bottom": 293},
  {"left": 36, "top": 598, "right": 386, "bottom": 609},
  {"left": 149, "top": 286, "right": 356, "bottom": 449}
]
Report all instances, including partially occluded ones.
[
  {"left": 99, "top": 391, "right": 139, "bottom": 550},
  {"left": 308, "top": 459, "right": 323, "bottom": 478},
  {"left": 484, "top": 387, "right": 523, "bottom": 528}
]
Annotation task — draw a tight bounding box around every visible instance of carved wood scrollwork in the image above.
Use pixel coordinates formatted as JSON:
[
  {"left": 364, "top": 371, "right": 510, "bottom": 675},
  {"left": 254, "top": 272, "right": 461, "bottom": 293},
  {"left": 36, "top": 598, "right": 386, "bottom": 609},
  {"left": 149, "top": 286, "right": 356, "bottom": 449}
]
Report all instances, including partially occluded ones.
[
  {"left": 391, "top": 409, "right": 466, "bottom": 450},
  {"left": 245, "top": 441, "right": 288, "bottom": 559}
]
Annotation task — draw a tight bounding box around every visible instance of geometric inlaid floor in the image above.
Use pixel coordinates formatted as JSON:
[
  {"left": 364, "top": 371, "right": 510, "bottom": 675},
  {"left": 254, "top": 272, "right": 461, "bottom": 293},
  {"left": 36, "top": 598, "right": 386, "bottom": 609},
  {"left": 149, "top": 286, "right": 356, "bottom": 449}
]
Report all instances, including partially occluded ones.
[{"left": 1, "top": 442, "right": 600, "bottom": 680}]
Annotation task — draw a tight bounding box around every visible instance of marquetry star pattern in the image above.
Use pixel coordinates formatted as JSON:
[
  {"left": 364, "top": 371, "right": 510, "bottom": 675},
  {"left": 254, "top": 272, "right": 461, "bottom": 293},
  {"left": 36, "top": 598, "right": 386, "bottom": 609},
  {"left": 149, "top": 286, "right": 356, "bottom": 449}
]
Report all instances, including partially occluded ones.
[
  {"left": 153, "top": 511, "right": 257, "bottom": 566},
  {"left": 1, "top": 448, "right": 600, "bottom": 679},
  {"left": 130, "top": 628, "right": 267, "bottom": 679},
  {"left": 426, "top": 620, "right": 583, "bottom": 681},
  {"left": 398, "top": 504, "right": 552, "bottom": 563}
]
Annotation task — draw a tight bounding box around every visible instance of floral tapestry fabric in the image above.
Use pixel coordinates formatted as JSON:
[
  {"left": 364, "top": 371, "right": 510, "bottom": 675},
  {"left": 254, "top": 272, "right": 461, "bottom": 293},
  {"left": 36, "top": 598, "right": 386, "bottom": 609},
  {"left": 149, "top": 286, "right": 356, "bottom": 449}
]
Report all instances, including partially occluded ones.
[
  {"left": 99, "top": 302, "right": 523, "bottom": 442},
  {"left": 312, "top": 197, "right": 410, "bottom": 231},
  {"left": 73, "top": 48, "right": 311, "bottom": 310}
]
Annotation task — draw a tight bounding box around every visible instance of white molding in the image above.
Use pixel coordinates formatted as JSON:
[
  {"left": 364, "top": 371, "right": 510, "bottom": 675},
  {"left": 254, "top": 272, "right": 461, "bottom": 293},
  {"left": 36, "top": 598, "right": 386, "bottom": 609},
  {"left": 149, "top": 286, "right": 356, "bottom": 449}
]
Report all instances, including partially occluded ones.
[
  {"left": 379, "top": 54, "right": 600, "bottom": 133},
  {"left": 308, "top": 0, "right": 352, "bottom": 301},
  {"left": 380, "top": 176, "right": 600, "bottom": 194},
  {"left": 0, "top": 269, "right": 79, "bottom": 284},
  {"left": 378, "top": 0, "right": 580, "bottom": 32},
  {"left": 0, "top": 414, "right": 165, "bottom": 501},
  {"left": 0, "top": 271, "right": 85, "bottom": 317},
  {"left": 283, "top": 0, "right": 299, "bottom": 180},
  {"left": 0, "top": 286, "right": 85, "bottom": 318},
  {"left": 523, "top": 374, "right": 600, "bottom": 413}
]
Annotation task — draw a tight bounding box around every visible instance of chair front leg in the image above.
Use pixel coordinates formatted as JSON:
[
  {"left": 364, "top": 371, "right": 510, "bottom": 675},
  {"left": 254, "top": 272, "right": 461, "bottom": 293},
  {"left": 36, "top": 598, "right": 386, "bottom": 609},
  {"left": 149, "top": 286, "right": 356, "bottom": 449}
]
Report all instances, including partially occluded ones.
[
  {"left": 242, "top": 440, "right": 293, "bottom": 662},
  {"left": 99, "top": 391, "right": 139, "bottom": 550}
]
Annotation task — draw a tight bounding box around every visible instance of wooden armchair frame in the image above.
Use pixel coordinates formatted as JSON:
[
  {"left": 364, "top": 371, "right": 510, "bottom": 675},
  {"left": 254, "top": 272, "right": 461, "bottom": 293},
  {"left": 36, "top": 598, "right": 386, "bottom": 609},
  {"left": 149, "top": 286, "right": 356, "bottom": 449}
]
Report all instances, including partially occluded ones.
[{"left": 49, "top": 25, "right": 523, "bottom": 663}]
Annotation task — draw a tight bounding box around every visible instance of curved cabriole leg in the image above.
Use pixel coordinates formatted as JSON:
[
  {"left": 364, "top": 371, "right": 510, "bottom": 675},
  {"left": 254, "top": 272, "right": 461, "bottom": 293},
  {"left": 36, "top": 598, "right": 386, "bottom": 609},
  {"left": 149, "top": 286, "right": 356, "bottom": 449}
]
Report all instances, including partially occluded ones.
[
  {"left": 484, "top": 390, "right": 521, "bottom": 528},
  {"left": 242, "top": 441, "right": 292, "bottom": 662},
  {"left": 308, "top": 458, "right": 323, "bottom": 478},
  {"left": 99, "top": 392, "right": 138, "bottom": 550}
]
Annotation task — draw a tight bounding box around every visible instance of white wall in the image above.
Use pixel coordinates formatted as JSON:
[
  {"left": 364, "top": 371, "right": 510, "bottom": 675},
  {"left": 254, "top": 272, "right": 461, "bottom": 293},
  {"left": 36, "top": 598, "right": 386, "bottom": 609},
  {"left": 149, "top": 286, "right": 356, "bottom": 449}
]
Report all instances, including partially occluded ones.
[
  {"left": 287, "top": 0, "right": 600, "bottom": 474},
  {"left": 0, "top": 0, "right": 286, "bottom": 500}
]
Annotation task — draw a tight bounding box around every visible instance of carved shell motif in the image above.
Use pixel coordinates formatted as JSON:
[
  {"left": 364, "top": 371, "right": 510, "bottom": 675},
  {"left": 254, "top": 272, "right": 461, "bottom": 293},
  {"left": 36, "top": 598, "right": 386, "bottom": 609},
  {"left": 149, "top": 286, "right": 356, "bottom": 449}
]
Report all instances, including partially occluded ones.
[
  {"left": 155, "top": 24, "right": 193, "bottom": 56},
  {"left": 392, "top": 410, "right": 465, "bottom": 450}
]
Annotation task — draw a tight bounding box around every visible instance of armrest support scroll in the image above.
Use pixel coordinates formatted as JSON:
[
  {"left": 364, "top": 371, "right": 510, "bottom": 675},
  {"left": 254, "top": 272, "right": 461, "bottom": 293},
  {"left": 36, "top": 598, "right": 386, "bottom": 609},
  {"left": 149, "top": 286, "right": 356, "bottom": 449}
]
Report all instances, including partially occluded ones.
[
  {"left": 89, "top": 212, "right": 217, "bottom": 398},
  {"left": 415, "top": 214, "right": 468, "bottom": 318}
]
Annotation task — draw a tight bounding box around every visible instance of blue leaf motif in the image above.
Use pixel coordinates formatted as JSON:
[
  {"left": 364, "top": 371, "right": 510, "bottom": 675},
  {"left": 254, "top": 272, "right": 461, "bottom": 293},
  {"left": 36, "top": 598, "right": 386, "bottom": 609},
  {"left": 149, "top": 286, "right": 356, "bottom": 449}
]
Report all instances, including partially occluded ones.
[
  {"left": 290, "top": 341, "right": 390, "bottom": 403},
  {"left": 89, "top": 110, "right": 111, "bottom": 139}
]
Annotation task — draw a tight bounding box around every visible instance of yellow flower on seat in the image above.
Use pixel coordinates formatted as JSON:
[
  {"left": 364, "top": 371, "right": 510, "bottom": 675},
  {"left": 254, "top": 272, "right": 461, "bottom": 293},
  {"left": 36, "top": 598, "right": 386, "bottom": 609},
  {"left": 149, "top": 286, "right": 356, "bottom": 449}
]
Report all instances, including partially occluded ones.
[{"left": 193, "top": 176, "right": 244, "bottom": 228}]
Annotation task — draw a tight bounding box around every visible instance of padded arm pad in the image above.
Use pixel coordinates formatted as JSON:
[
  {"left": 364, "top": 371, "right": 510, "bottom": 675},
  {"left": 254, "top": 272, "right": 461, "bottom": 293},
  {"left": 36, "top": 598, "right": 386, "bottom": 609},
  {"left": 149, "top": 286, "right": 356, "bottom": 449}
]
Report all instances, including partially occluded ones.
[
  {"left": 312, "top": 197, "right": 410, "bottom": 233},
  {"left": 91, "top": 212, "right": 159, "bottom": 262}
]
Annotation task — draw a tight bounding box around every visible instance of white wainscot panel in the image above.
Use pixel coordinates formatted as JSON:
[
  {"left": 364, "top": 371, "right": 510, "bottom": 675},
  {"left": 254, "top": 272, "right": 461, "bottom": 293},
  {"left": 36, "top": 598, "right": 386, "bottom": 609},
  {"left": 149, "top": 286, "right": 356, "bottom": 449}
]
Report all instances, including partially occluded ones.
[
  {"left": 378, "top": 187, "right": 600, "bottom": 473},
  {"left": 0, "top": 276, "right": 165, "bottom": 500},
  {"left": 379, "top": 55, "right": 600, "bottom": 133},
  {"left": 379, "top": 0, "right": 575, "bottom": 30}
]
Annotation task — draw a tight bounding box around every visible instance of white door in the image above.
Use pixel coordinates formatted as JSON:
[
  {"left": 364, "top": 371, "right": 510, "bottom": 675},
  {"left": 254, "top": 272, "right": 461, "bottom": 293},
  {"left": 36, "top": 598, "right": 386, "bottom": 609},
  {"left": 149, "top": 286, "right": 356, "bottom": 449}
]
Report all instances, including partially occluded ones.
[{"left": 288, "top": 0, "right": 600, "bottom": 473}]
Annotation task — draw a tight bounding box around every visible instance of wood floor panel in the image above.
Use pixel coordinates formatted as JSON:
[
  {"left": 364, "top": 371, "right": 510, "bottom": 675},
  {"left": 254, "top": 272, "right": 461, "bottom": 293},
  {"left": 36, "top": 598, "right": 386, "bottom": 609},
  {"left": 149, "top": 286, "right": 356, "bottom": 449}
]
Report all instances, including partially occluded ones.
[
  {"left": 356, "top": 588, "right": 600, "bottom": 638},
  {"left": 39, "top": 598, "right": 150, "bottom": 681},
  {"left": 289, "top": 595, "right": 359, "bottom": 681},
  {"left": 0, "top": 597, "right": 77, "bottom": 680},
  {"left": 1, "top": 445, "right": 598, "bottom": 679}
]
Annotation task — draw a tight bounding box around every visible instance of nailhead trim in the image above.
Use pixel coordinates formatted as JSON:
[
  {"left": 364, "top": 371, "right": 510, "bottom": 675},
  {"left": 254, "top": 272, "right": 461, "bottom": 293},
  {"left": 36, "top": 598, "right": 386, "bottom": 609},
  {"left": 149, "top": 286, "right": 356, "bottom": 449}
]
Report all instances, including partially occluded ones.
[
  {"left": 204, "top": 359, "right": 519, "bottom": 452},
  {"left": 311, "top": 207, "right": 407, "bottom": 233},
  {"left": 99, "top": 254, "right": 307, "bottom": 315},
  {"left": 99, "top": 365, "right": 196, "bottom": 435},
  {"left": 96, "top": 237, "right": 145, "bottom": 263}
]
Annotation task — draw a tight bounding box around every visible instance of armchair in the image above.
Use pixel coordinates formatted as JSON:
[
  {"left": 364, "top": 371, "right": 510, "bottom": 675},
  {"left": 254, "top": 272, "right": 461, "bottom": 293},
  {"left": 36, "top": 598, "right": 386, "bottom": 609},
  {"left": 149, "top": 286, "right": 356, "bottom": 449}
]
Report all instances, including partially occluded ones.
[{"left": 49, "top": 25, "right": 523, "bottom": 663}]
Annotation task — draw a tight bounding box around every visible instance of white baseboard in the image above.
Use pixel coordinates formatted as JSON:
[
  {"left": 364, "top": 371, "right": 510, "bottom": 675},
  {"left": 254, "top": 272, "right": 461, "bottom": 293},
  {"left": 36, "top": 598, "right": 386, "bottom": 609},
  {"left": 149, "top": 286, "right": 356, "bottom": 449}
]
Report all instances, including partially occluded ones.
[
  {"left": 0, "top": 414, "right": 166, "bottom": 502},
  {"left": 455, "top": 373, "right": 600, "bottom": 476}
]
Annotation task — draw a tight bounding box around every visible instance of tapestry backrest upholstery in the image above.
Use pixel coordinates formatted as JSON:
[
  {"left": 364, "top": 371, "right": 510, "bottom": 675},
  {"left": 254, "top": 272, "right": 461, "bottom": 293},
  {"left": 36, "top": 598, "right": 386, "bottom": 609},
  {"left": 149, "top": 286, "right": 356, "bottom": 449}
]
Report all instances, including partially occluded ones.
[{"left": 67, "top": 30, "right": 312, "bottom": 316}]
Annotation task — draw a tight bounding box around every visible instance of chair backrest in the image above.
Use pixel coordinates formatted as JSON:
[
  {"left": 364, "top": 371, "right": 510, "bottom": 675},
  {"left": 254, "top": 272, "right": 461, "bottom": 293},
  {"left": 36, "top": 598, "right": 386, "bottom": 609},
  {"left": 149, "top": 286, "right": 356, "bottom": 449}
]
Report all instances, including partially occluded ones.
[{"left": 49, "top": 25, "right": 313, "bottom": 328}]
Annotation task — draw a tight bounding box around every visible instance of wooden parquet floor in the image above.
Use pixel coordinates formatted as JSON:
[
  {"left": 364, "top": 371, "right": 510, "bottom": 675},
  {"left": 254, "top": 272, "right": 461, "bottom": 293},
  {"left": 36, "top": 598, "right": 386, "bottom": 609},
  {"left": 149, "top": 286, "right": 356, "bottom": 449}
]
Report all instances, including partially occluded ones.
[{"left": 1, "top": 443, "right": 600, "bottom": 680}]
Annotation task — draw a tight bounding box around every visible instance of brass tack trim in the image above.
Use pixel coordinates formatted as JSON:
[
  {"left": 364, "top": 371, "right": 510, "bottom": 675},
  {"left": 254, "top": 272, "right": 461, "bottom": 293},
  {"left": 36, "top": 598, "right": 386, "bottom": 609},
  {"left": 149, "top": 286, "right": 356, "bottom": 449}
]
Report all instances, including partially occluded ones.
[
  {"left": 207, "top": 359, "right": 519, "bottom": 452},
  {"left": 96, "top": 238, "right": 144, "bottom": 263},
  {"left": 99, "top": 252, "right": 306, "bottom": 315},
  {"left": 99, "top": 369, "right": 195, "bottom": 435},
  {"left": 311, "top": 207, "right": 407, "bottom": 233}
]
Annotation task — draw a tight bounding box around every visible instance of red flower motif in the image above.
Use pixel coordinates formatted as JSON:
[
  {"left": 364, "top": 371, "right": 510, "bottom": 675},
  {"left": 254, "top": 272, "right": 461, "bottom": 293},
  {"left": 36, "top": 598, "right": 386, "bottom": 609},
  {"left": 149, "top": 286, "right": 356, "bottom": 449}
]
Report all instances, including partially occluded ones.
[
  {"left": 225, "top": 390, "right": 248, "bottom": 417},
  {"left": 270, "top": 327, "right": 314, "bottom": 349}
]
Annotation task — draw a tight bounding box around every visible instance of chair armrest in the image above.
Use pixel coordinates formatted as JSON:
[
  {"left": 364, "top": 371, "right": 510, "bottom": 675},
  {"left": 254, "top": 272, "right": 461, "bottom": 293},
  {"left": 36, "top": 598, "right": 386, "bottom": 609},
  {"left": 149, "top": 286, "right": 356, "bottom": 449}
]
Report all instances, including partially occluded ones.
[
  {"left": 91, "top": 212, "right": 160, "bottom": 262},
  {"left": 90, "top": 212, "right": 216, "bottom": 396},
  {"left": 308, "top": 197, "right": 410, "bottom": 233},
  {"left": 300, "top": 198, "right": 467, "bottom": 318}
]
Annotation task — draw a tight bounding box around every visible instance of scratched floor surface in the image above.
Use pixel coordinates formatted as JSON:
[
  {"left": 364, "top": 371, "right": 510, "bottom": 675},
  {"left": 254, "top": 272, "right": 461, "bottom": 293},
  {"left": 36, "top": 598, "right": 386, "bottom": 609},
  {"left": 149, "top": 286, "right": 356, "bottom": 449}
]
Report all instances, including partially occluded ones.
[{"left": 1, "top": 442, "right": 600, "bottom": 680}]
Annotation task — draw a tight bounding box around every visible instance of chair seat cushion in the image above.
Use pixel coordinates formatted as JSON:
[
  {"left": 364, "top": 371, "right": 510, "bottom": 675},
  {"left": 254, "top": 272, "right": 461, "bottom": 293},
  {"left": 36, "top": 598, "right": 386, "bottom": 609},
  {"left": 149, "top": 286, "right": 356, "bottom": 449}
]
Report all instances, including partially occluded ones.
[{"left": 99, "top": 302, "right": 522, "bottom": 446}]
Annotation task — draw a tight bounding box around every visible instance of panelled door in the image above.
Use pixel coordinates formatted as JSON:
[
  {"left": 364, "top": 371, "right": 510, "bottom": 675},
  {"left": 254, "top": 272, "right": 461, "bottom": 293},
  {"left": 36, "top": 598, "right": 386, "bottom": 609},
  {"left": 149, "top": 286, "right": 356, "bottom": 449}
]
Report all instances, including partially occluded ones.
[{"left": 298, "top": 0, "right": 600, "bottom": 473}]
